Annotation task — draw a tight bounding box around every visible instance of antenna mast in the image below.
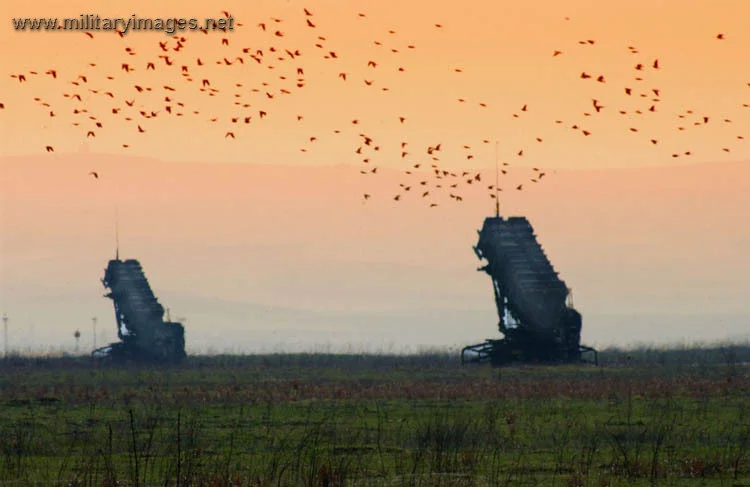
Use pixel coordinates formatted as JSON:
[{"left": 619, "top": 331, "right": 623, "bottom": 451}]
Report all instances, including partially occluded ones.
[
  {"left": 494, "top": 140, "right": 500, "bottom": 217},
  {"left": 115, "top": 208, "right": 120, "bottom": 260}
]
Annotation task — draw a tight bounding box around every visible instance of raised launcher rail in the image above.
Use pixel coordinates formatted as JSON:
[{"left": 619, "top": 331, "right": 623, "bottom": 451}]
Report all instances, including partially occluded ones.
[
  {"left": 461, "top": 216, "right": 597, "bottom": 366},
  {"left": 92, "top": 258, "right": 186, "bottom": 363}
]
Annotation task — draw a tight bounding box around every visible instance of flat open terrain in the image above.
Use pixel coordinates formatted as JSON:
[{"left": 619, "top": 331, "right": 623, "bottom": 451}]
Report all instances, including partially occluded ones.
[{"left": 0, "top": 346, "right": 748, "bottom": 486}]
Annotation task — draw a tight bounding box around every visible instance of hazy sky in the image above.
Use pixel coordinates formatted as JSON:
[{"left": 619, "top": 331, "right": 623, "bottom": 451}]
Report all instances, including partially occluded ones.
[{"left": 1, "top": 0, "right": 749, "bottom": 354}]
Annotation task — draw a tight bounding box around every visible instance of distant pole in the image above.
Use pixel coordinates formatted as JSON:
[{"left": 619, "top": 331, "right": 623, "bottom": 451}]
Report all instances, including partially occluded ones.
[
  {"left": 74, "top": 329, "right": 81, "bottom": 354},
  {"left": 92, "top": 317, "right": 98, "bottom": 351},
  {"left": 494, "top": 140, "right": 500, "bottom": 217},
  {"left": 2, "top": 313, "right": 7, "bottom": 359}
]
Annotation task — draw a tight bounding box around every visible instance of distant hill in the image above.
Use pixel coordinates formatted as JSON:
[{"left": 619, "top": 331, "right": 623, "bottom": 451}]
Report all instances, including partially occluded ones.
[{"left": 1, "top": 154, "right": 749, "bottom": 352}]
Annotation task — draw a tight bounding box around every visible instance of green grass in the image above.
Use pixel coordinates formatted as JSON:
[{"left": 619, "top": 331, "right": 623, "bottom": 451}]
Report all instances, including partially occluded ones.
[{"left": 0, "top": 345, "right": 748, "bottom": 486}]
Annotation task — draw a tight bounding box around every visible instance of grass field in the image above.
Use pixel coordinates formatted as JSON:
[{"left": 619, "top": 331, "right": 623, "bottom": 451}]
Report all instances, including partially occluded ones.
[{"left": 0, "top": 344, "right": 748, "bottom": 486}]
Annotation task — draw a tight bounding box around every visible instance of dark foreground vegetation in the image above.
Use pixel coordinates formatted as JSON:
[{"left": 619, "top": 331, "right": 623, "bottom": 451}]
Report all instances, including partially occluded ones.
[{"left": 0, "top": 344, "right": 748, "bottom": 486}]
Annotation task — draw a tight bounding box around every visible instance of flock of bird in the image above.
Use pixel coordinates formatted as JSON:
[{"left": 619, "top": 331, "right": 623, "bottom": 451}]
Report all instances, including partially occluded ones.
[{"left": 2, "top": 9, "right": 748, "bottom": 209}]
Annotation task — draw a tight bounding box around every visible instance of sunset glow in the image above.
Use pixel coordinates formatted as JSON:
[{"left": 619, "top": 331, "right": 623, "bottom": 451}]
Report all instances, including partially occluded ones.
[{"left": 2, "top": 0, "right": 749, "bottom": 353}]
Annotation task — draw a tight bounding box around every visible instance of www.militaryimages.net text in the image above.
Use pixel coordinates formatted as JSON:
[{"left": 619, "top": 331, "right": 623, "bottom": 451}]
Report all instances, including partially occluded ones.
[{"left": 12, "top": 14, "right": 235, "bottom": 35}]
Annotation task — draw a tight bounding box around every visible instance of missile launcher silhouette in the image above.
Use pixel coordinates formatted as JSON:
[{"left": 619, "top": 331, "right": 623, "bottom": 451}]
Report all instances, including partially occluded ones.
[
  {"left": 462, "top": 215, "right": 597, "bottom": 366},
  {"left": 93, "top": 257, "right": 186, "bottom": 363}
]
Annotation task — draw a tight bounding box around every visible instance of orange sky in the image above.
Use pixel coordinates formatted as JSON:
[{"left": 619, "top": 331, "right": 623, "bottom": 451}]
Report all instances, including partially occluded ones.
[
  {"left": 2, "top": 0, "right": 750, "bottom": 168},
  {"left": 2, "top": 0, "right": 750, "bottom": 353}
]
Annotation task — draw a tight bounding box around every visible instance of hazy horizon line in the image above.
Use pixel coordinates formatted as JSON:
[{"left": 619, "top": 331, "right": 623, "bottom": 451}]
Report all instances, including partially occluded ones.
[{"left": 2, "top": 335, "right": 749, "bottom": 358}]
